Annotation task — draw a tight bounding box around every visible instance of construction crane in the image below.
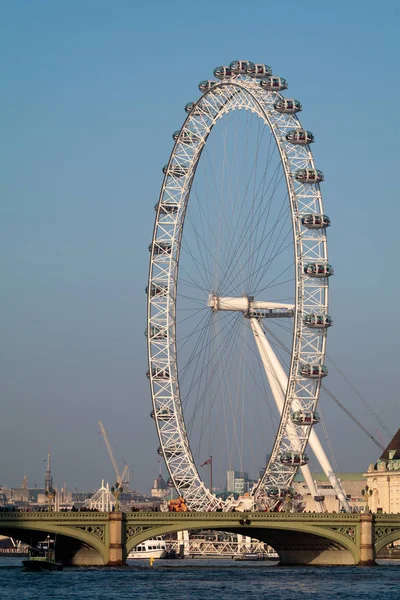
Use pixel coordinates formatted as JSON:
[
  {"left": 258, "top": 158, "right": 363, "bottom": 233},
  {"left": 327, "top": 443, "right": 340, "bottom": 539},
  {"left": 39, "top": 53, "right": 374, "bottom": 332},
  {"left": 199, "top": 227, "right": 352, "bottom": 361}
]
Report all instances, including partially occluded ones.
[{"left": 98, "top": 421, "right": 130, "bottom": 489}]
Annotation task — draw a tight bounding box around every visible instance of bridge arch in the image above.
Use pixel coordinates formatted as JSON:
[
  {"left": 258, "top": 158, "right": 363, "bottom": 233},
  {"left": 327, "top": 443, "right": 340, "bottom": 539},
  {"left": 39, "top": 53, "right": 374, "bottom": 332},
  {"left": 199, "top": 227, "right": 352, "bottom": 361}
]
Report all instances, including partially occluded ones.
[
  {"left": 0, "top": 520, "right": 108, "bottom": 564},
  {"left": 125, "top": 518, "right": 360, "bottom": 564}
]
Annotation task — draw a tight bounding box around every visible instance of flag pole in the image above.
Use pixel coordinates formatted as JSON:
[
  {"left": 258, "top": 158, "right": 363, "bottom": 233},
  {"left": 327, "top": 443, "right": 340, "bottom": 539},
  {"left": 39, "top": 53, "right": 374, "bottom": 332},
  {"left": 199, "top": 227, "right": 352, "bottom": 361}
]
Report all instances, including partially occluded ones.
[{"left": 210, "top": 456, "right": 212, "bottom": 493}]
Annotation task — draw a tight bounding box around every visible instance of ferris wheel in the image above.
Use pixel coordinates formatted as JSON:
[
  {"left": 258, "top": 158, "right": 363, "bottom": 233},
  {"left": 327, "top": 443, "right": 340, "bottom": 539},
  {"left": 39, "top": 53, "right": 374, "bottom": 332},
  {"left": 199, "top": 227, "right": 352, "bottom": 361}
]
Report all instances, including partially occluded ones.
[{"left": 147, "top": 60, "right": 350, "bottom": 512}]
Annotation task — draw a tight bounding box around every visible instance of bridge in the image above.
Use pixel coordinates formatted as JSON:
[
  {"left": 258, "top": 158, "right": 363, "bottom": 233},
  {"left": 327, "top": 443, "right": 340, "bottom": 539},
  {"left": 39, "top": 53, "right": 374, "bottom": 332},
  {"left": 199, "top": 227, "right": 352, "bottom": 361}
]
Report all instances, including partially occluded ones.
[{"left": 1, "top": 511, "right": 400, "bottom": 566}]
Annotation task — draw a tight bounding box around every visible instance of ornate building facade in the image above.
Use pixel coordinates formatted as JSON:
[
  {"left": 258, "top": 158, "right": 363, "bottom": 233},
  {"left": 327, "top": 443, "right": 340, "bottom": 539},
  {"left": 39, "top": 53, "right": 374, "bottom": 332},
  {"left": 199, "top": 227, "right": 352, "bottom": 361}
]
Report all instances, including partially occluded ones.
[{"left": 364, "top": 429, "right": 400, "bottom": 513}]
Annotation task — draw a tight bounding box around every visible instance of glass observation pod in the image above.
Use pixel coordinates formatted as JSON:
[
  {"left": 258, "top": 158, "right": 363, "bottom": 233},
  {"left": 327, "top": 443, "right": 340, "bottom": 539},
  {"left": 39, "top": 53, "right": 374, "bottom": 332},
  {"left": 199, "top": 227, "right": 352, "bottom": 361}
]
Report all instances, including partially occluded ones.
[
  {"left": 146, "top": 367, "right": 170, "bottom": 379},
  {"left": 146, "top": 326, "right": 167, "bottom": 339},
  {"left": 230, "top": 60, "right": 251, "bottom": 74},
  {"left": 304, "top": 262, "right": 334, "bottom": 278},
  {"left": 295, "top": 168, "right": 324, "bottom": 184},
  {"left": 199, "top": 80, "right": 218, "bottom": 93},
  {"left": 173, "top": 130, "right": 199, "bottom": 145},
  {"left": 246, "top": 63, "right": 272, "bottom": 78},
  {"left": 146, "top": 283, "right": 168, "bottom": 297},
  {"left": 280, "top": 452, "right": 309, "bottom": 466},
  {"left": 285, "top": 129, "right": 314, "bottom": 145},
  {"left": 151, "top": 408, "right": 173, "bottom": 420},
  {"left": 174, "top": 479, "right": 191, "bottom": 489},
  {"left": 151, "top": 241, "right": 172, "bottom": 256},
  {"left": 291, "top": 410, "right": 321, "bottom": 425},
  {"left": 184, "top": 101, "right": 214, "bottom": 116},
  {"left": 303, "top": 314, "right": 333, "bottom": 329},
  {"left": 274, "top": 98, "right": 302, "bottom": 114},
  {"left": 267, "top": 487, "right": 296, "bottom": 499},
  {"left": 156, "top": 202, "right": 179, "bottom": 215},
  {"left": 301, "top": 214, "right": 331, "bottom": 229},
  {"left": 214, "top": 66, "right": 233, "bottom": 79},
  {"left": 299, "top": 364, "right": 328, "bottom": 379},
  {"left": 158, "top": 446, "right": 183, "bottom": 457},
  {"left": 260, "top": 76, "right": 288, "bottom": 91},
  {"left": 163, "top": 164, "right": 187, "bottom": 178}
]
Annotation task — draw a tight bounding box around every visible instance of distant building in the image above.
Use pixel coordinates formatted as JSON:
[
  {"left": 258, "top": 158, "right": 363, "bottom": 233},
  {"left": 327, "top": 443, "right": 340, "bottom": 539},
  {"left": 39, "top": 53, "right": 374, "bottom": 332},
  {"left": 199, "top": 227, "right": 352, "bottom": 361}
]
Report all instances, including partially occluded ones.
[
  {"left": 227, "top": 471, "right": 249, "bottom": 495},
  {"left": 364, "top": 428, "right": 400, "bottom": 513},
  {"left": 151, "top": 474, "right": 168, "bottom": 498},
  {"left": 293, "top": 473, "right": 366, "bottom": 512}
]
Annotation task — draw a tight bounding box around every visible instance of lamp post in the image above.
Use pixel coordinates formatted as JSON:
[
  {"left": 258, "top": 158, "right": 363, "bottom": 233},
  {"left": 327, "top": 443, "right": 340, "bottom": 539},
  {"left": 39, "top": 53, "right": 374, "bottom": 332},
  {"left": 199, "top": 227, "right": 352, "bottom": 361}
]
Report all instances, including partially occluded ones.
[
  {"left": 111, "top": 483, "right": 123, "bottom": 512},
  {"left": 361, "top": 485, "right": 373, "bottom": 513},
  {"left": 45, "top": 487, "right": 56, "bottom": 512}
]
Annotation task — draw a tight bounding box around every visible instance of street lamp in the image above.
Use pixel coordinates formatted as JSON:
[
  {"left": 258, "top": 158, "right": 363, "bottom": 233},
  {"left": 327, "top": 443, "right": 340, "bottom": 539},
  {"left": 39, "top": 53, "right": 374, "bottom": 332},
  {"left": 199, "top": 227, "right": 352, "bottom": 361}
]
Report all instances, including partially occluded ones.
[
  {"left": 361, "top": 485, "right": 373, "bottom": 513},
  {"left": 111, "top": 483, "right": 123, "bottom": 512},
  {"left": 45, "top": 487, "right": 56, "bottom": 512}
]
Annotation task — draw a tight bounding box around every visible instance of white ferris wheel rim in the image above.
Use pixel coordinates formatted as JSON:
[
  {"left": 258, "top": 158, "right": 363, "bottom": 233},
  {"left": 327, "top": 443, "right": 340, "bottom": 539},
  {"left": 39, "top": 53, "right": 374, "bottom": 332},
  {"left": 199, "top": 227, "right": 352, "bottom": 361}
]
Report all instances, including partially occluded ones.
[{"left": 147, "top": 65, "right": 330, "bottom": 512}]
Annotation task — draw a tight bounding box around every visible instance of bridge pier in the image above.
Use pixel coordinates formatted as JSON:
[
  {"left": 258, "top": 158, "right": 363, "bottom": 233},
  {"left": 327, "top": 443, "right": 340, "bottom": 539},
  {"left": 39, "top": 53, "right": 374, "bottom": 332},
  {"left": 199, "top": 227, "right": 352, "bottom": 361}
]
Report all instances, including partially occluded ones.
[
  {"left": 359, "top": 513, "right": 376, "bottom": 566},
  {"left": 107, "top": 512, "right": 126, "bottom": 566}
]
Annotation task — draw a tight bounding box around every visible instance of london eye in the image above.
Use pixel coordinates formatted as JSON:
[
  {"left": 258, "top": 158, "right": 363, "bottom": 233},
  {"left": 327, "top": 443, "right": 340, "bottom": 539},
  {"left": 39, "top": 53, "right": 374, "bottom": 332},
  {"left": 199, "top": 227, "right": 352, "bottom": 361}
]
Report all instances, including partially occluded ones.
[{"left": 147, "top": 61, "right": 350, "bottom": 512}]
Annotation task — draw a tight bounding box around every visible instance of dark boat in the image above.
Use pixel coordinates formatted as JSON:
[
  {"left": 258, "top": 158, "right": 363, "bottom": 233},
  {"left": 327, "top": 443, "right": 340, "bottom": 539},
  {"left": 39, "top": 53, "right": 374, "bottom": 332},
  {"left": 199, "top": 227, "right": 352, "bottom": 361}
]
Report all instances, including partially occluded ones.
[{"left": 22, "top": 537, "right": 63, "bottom": 571}]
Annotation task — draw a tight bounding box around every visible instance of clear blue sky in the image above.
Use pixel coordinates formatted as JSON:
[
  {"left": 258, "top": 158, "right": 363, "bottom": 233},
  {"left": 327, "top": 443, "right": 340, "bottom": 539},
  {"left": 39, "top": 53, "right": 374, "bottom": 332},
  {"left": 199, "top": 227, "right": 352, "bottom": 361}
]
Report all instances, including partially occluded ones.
[{"left": 1, "top": 0, "right": 399, "bottom": 493}]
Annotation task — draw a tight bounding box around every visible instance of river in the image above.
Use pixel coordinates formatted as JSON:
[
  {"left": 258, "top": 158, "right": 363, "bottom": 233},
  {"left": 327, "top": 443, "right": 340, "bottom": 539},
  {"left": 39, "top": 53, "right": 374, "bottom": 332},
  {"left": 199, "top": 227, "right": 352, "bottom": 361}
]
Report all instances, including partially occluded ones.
[{"left": 1, "top": 557, "right": 400, "bottom": 599}]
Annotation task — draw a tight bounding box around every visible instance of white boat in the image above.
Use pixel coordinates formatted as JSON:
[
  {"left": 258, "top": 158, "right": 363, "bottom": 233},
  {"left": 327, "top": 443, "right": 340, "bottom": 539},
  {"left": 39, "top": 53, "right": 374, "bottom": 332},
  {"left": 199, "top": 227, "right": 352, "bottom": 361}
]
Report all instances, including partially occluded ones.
[{"left": 127, "top": 536, "right": 167, "bottom": 559}]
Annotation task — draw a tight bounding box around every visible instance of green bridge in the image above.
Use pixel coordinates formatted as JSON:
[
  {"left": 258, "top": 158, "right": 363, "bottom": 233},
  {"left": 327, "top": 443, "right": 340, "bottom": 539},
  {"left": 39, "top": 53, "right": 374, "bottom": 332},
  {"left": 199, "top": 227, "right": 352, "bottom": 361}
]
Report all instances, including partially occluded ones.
[{"left": 1, "top": 511, "right": 399, "bottom": 566}]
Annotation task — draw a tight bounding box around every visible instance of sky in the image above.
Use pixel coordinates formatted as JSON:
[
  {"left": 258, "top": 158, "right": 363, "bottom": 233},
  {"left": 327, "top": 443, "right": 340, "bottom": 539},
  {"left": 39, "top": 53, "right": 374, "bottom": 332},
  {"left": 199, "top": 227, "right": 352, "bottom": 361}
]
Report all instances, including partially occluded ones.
[{"left": 1, "top": 0, "right": 399, "bottom": 494}]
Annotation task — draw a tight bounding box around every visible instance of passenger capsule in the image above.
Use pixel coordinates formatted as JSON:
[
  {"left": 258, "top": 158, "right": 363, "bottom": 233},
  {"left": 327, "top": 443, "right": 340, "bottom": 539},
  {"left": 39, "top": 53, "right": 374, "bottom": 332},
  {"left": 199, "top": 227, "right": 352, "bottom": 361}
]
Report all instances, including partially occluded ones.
[
  {"left": 146, "top": 283, "right": 167, "bottom": 298},
  {"left": 246, "top": 63, "right": 272, "bottom": 78},
  {"left": 167, "top": 478, "right": 174, "bottom": 487},
  {"left": 299, "top": 364, "right": 328, "bottom": 379},
  {"left": 267, "top": 487, "right": 295, "bottom": 499},
  {"left": 150, "top": 241, "right": 172, "bottom": 256},
  {"left": 295, "top": 169, "right": 324, "bottom": 184},
  {"left": 163, "top": 164, "right": 188, "bottom": 178},
  {"left": 230, "top": 60, "right": 251, "bottom": 74},
  {"left": 174, "top": 479, "right": 191, "bottom": 489},
  {"left": 146, "top": 367, "right": 170, "bottom": 379},
  {"left": 199, "top": 80, "right": 218, "bottom": 93},
  {"left": 304, "top": 262, "right": 333, "bottom": 278},
  {"left": 303, "top": 314, "right": 333, "bottom": 329},
  {"left": 274, "top": 98, "right": 302, "bottom": 114},
  {"left": 184, "top": 101, "right": 214, "bottom": 116},
  {"left": 286, "top": 129, "right": 314, "bottom": 145},
  {"left": 280, "top": 452, "right": 309, "bottom": 466},
  {"left": 150, "top": 411, "right": 155, "bottom": 419},
  {"left": 147, "top": 326, "right": 167, "bottom": 339},
  {"left": 160, "top": 445, "right": 183, "bottom": 458},
  {"left": 156, "top": 202, "right": 179, "bottom": 215},
  {"left": 214, "top": 66, "right": 233, "bottom": 80},
  {"left": 173, "top": 130, "right": 199, "bottom": 145},
  {"left": 301, "top": 214, "right": 330, "bottom": 229},
  {"left": 291, "top": 410, "right": 320, "bottom": 425},
  {"left": 154, "top": 408, "right": 173, "bottom": 420},
  {"left": 260, "top": 76, "right": 288, "bottom": 91}
]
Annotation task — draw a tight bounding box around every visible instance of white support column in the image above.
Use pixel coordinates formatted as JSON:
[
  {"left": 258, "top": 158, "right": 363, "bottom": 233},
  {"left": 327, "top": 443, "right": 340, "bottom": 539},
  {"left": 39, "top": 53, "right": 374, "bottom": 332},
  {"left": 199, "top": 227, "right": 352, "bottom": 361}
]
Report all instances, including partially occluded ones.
[
  {"left": 250, "top": 318, "right": 351, "bottom": 513},
  {"left": 249, "top": 319, "right": 324, "bottom": 512}
]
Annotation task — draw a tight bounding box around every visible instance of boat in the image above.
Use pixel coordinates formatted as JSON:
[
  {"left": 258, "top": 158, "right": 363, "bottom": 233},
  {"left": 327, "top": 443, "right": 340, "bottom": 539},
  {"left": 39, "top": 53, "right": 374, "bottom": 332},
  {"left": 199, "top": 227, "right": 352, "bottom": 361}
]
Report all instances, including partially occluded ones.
[
  {"left": 22, "top": 537, "right": 63, "bottom": 571},
  {"left": 127, "top": 536, "right": 167, "bottom": 559}
]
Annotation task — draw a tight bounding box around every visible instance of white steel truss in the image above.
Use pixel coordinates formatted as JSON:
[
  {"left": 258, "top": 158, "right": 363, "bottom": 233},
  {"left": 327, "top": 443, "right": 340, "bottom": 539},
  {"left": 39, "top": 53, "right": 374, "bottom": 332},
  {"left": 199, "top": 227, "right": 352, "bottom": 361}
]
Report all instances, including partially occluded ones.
[{"left": 147, "top": 62, "right": 343, "bottom": 512}]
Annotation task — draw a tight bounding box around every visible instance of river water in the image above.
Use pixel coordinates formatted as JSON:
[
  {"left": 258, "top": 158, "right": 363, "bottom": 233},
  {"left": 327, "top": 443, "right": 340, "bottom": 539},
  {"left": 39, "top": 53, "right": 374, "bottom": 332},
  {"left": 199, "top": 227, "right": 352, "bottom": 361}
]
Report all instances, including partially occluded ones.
[{"left": 1, "top": 557, "right": 400, "bottom": 599}]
